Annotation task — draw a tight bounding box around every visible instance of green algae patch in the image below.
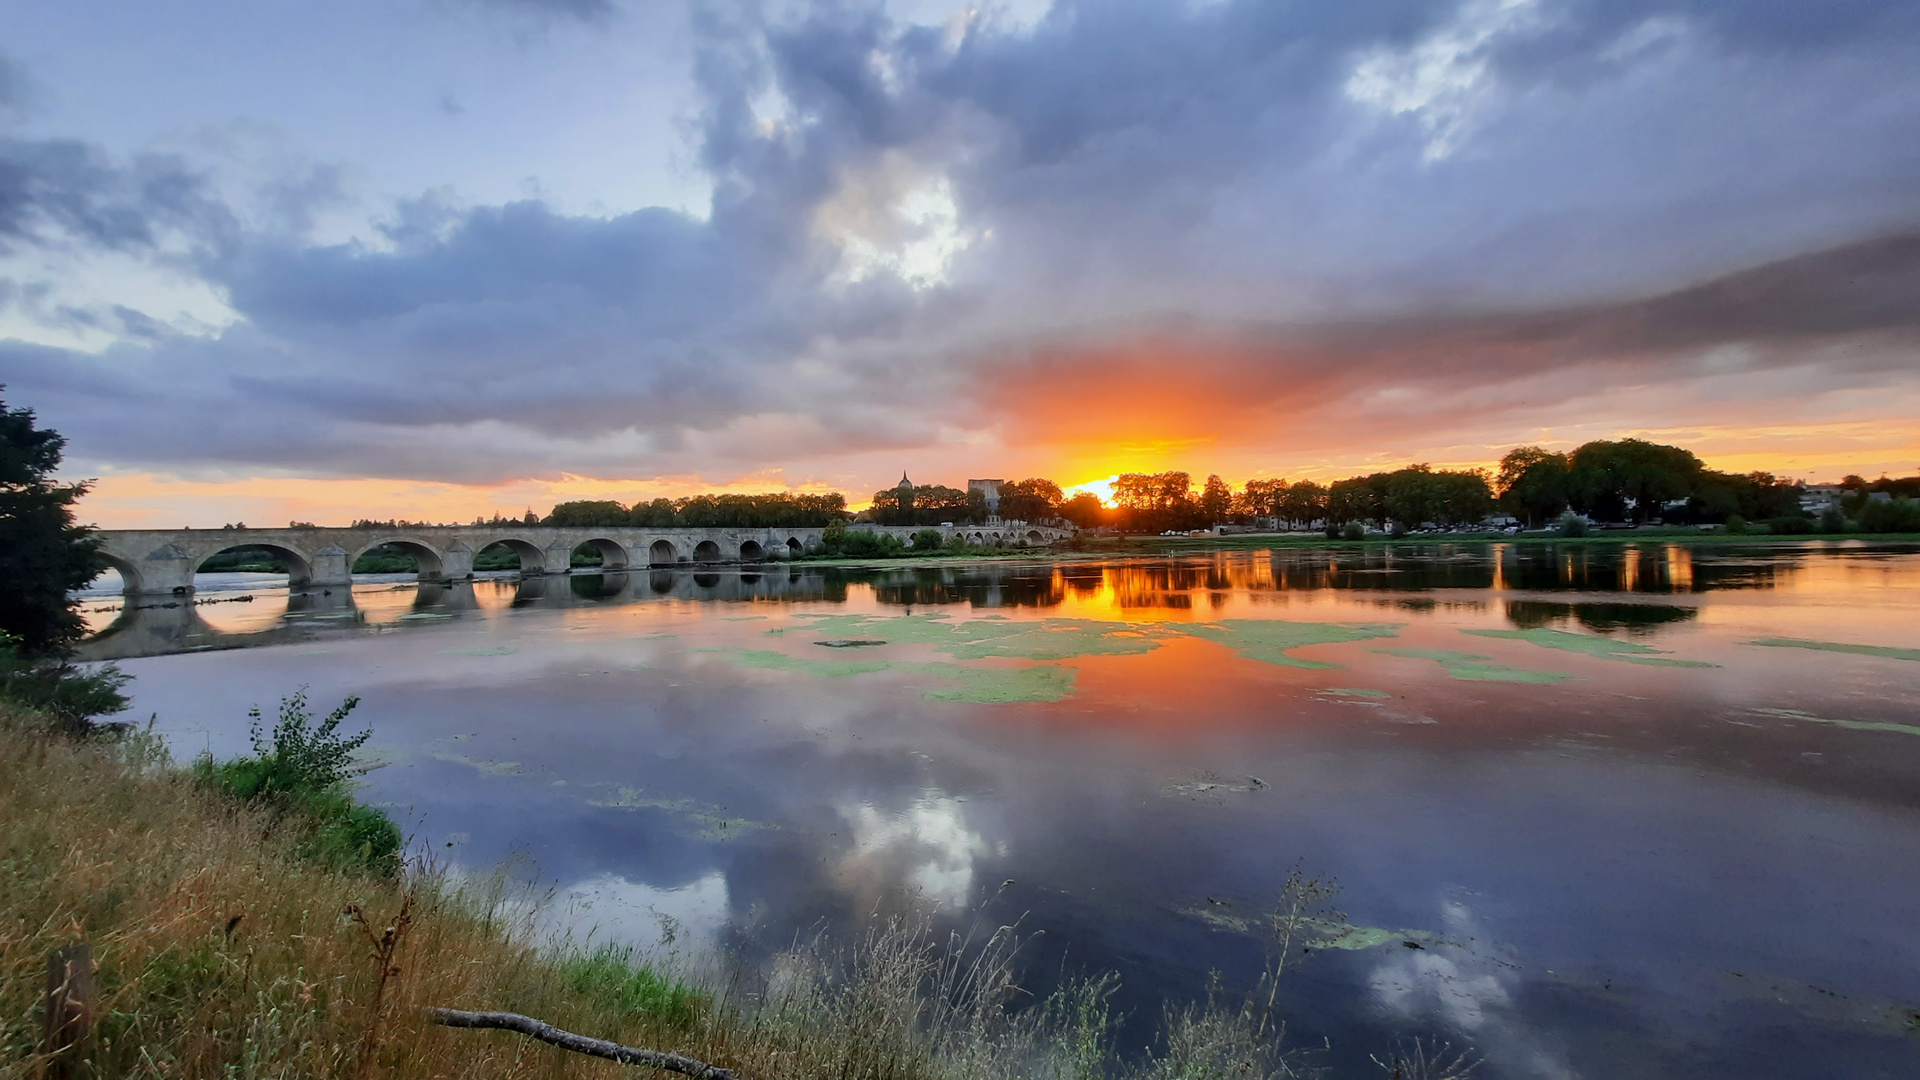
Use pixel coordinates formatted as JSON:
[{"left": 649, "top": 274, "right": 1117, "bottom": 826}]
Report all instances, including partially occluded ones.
[
  {"left": 1747, "top": 638, "right": 1920, "bottom": 663},
  {"left": 1172, "top": 905, "right": 1432, "bottom": 951},
  {"left": 1464, "top": 627, "right": 1715, "bottom": 667},
  {"left": 792, "top": 612, "right": 1167, "bottom": 661},
  {"left": 725, "top": 649, "right": 892, "bottom": 678},
  {"left": 428, "top": 750, "right": 524, "bottom": 776},
  {"left": 711, "top": 648, "right": 1075, "bottom": 702},
  {"left": 896, "top": 662, "right": 1078, "bottom": 703},
  {"left": 1319, "top": 687, "right": 1391, "bottom": 699},
  {"left": 1373, "top": 647, "right": 1575, "bottom": 684},
  {"left": 1753, "top": 707, "right": 1920, "bottom": 738},
  {"left": 1176, "top": 620, "right": 1402, "bottom": 669}
]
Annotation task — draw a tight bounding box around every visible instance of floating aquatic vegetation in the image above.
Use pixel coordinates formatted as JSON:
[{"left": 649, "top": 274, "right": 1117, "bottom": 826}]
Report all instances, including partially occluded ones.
[
  {"left": 1162, "top": 772, "right": 1270, "bottom": 799},
  {"left": 1464, "top": 627, "right": 1715, "bottom": 667},
  {"left": 1747, "top": 638, "right": 1920, "bottom": 662},
  {"left": 428, "top": 749, "right": 524, "bottom": 776},
  {"left": 727, "top": 649, "right": 891, "bottom": 678},
  {"left": 1318, "top": 687, "right": 1392, "bottom": 699},
  {"left": 712, "top": 649, "right": 1075, "bottom": 702},
  {"left": 1176, "top": 620, "right": 1402, "bottom": 669},
  {"left": 794, "top": 612, "right": 1166, "bottom": 661},
  {"left": 815, "top": 639, "right": 888, "bottom": 648},
  {"left": 897, "top": 661, "right": 1078, "bottom": 703},
  {"left": 443, "top": 645, "right": 517, "bottom": 656},
  {"left": 1752, "top": 707, "right": 1920, "bottom": 738},
  {"left": 723, "top": 615, "right": 769, "bottom": 621},
  {"left": 1171, "top": 903, "right": 1434, "bottom": 951},
  {"left": 1372, "top": 647, "right": 1576, "bottom": 684}
]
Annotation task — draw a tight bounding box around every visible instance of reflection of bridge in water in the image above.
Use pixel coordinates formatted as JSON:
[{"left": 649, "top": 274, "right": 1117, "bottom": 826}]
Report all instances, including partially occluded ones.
[
  {"left": 93, "top": 522, "right": 1072, "bottom": 595},
  {"left": 75, "top": 544, "right": 1787, "bottom": 661},
  {"left": 75, "top": 569, "right": 849, "bottom": 661}
]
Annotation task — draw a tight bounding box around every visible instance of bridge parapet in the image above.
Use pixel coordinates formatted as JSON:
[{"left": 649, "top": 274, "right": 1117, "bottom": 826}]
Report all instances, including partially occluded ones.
[{"left": 91, "top": 522, "right": 1072, "bottom": 595}]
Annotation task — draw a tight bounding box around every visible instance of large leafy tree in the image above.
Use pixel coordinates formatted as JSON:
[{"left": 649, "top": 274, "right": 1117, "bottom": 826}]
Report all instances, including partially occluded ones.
[
  {"left": 0, "top": 392, "right": 102, "bottom": 656},
  {"left": 1568, "top": 439, "right": 1703, "bottom": 523},
  {"left": 1497, "top": 446, "right": 1572, "bottom": 528}
]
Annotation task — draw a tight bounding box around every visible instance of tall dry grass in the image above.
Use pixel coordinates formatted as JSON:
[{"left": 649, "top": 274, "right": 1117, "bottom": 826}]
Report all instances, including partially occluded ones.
[{"left": 0, "top": 701, "right": 1345, "bottom": 1080}]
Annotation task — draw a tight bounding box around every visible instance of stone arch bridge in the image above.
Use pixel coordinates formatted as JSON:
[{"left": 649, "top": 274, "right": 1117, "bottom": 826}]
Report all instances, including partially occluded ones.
[{"left": 94, "top": 522, "right": 1073, "bottom": 594}]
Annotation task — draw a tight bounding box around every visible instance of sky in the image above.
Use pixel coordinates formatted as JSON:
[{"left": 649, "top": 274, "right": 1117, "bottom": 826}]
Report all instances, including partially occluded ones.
[{"left": 2, "top": 0, "right": 1918, "bottom": 527}]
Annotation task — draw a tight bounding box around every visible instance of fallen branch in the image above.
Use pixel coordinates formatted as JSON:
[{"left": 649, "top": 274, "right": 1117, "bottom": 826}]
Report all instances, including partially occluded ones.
[{"left": 430, "top": 1008, "right": 736, "bottom": 1080}]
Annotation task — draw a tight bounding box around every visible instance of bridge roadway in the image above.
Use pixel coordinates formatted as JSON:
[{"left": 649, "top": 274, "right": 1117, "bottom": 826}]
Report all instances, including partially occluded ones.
[{"left": 94, "top": 522, "right": 1072, "bottom": 594}]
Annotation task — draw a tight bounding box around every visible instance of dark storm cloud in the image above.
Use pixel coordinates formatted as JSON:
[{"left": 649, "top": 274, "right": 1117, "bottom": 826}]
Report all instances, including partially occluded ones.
[
  {"left": 0, "top": 137, "right": 232, "bottom": 255},
  {"left": 461, "top": 0, "right": 616, "bottom": 23},
  {"left": 4, "top": 0, "right": 1920, "bottom": 487}
]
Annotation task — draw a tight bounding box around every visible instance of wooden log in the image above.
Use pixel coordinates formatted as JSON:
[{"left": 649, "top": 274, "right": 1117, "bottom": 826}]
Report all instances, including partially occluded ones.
[
  {"left": 43, "top": 943, "right": 93, "bottom": 1080},
  {"left": 431, "top": 1008, "right": 735, "bottom": 1080}
]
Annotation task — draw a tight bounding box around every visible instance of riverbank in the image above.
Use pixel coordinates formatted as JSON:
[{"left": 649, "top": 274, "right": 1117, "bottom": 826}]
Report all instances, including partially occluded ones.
[
  {"left": 782, "top": 528, "right": 1920, "bottom": 571},
  {"left": 0, "top": 702, "right": 1321, "bottom": 1080}
]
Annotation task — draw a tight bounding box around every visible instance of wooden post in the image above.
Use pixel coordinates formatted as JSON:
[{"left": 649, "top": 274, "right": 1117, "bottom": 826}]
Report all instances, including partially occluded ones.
[{"left": 43, "top": 943, "right": 93, "bottom": 1080}]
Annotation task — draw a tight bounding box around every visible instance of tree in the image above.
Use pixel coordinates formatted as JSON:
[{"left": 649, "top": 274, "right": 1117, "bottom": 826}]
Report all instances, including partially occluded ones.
[
  {"left": 1568, "top": 439, "right": 1702, "bottom": 524},
  {"left": 0, "top": 392, "right": 102, "bottom": 656},
  {"left": 998, "top": 478, "right": 1064, "bottom": 523},
  {"left": 1199, "top": 474, "right": 1234, "bottom": 525},
  {"left": 1241, "top": 478, "right": 1285, "bottom": 521},
  {"left": 1496, "top": 446, "right": 1571, "bottom": 528},
  {"left": 1279, "top": 481, "right": 1327, "bottom": 529},
  {"left": 1060, "top": 492, "right": 1107, "bottom": 528}
]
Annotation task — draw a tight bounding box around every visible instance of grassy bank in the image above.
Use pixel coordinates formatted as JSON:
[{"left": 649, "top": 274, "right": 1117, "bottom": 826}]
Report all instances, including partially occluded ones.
[{"left": 1, "top": 701, "right": 1371, "bottom": 1080}]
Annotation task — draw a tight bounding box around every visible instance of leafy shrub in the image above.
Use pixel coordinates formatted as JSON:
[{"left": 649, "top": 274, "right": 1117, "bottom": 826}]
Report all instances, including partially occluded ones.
[
  {"left": 1339, "top": 521, "right": 1366, "bottom": 541},
  {"left": 1818, "top": 507, "right": 1848, "bottom": 533},
  {"left": 1557, "top": 511, "right": 1589, "bottom": 537},
  {"left": 242, "top": 688, "right": 371, "bottom": 794},
  {"left": 1766, "top": 515, "right": 1813, "bottom": 535},
  {"left": 0, "top": 631, "right": 128, "bottom": 734},
  {"left": 195, "top": 688, "right": 399, "bottom": 872},
  {"left": 945, "top": 533, "right": 970, "bottom": 552},
  {"left": 1860, "top": 496, "right": 1920, "bottom": 534},
  {"left": 1724, "top": 514, "right": 1747, "bottom": 535},
  {"left": 912, "top": 529, "right": 944, "bottom": 551}
]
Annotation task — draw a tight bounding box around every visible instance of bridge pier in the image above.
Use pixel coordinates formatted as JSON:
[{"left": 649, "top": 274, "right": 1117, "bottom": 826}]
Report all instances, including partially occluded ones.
[
  {"left": 131, "top": 543, "right": 198, "bottom": 594},
  {"left": 443, "top": 541, "right": 474, "bottom": 581},
  {"left": 545, "top": 541, "right": 575, "bottom": 575},
  {"left": 311, "top": 545, "right": 354, "bottom": 589}
]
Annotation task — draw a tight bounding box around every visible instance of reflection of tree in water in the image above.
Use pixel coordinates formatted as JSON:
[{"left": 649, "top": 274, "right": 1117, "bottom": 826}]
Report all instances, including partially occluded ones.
[{"left": 1505, "top": 600, "right": 1698, "bottom": 636}]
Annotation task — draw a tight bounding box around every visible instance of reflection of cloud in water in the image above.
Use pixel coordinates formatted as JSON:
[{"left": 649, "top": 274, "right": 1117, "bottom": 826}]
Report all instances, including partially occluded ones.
[
  {"left": 841, "top": 793, "right": 1000, "bottom": 908},
  {"left": 549, "top": 871, "right": 731, "bottom": 951},
  {"left": 1369, "top": 901, "right": 1576, "bottom": 1080}
]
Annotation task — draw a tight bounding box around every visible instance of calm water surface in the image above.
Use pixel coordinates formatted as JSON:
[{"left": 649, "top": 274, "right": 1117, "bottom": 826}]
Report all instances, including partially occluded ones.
[{"left": 78, "top": 542, "right": 1920, "bottom": 1079}]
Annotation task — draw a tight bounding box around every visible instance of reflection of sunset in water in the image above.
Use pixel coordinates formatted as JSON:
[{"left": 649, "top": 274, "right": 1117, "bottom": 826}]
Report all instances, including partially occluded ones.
[{"left": 73, "top": 541, "right": 1920, "bottom": 1080}]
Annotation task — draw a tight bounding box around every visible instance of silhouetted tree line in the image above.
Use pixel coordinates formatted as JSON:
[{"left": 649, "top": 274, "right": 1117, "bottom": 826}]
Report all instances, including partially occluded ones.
[
  {"left": 544, "top": 493, "right": 848, "bottom": 529},
  {"left": 1495, "top": 440, "right": 1807, "bottom": 528},
  {"left": 532, "top": 439, "right": 1913, "bottom": 538}
]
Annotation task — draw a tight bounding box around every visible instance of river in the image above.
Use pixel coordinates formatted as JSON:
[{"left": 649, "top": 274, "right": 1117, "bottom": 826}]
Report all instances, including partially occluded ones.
[{"left": 75, "top": 541, "right": 1920, "bottom": 1079}]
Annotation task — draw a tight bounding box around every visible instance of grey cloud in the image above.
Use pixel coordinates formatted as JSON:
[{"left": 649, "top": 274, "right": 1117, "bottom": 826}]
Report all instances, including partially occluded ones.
[
  {"left": 6, "top": 0, "right": 1920, "bottom": 489},
  {"left": 462, "top": 0, "right": 617, "bottom": 23},
  {"left": 0, "top": 137, "right": 232, "bottom": 255}
]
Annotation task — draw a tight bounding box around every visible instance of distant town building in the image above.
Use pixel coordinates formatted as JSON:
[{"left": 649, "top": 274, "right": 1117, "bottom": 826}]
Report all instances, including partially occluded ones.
[
  {"left": 968, "top": 478, "right": 1003, "bottom": 518},
  {"left": 1800, "top": 484, "right": 1845, "bottom": 514}
]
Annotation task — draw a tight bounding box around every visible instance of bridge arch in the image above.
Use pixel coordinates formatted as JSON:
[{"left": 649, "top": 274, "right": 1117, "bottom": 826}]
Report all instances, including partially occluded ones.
[
  {"left": 570, "top": 537, "right": 631, "bottom": 570},
  {"left": 786, "top": 536, "right": 803, "bottom": 557},
  {"left": 648, "top": 539, "right": 677, "bottom": 565},
  {"left": 198, "top": 542, "right": 315, "bottom": 587},
  {"left": 351, "top": 538, "right": 445, "bottom": 580},
  {"left": 92, "top": 551, "right": 145, "bottom": 595},
  {"left": 1027, "top": 530, "right": 1044, "bottom": 543},
  {"left": 693, "top": 539, "right": 721, "bottom": 562},
  {"left": 739, "top": 539, "right": 765, "bottom": 561},
  {"left": 475, "top": 537, "right": 546, "bottom": 574}
]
